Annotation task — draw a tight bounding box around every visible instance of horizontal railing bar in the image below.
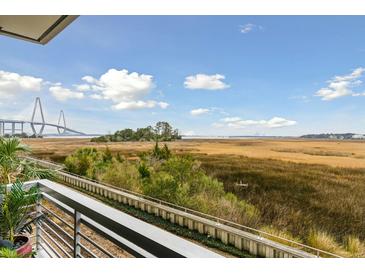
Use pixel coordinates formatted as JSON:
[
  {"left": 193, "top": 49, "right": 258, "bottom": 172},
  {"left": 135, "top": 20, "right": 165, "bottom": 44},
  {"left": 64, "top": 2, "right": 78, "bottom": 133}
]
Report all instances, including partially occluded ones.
[
  {"left": 40, "top": 204, "right": 74, "bottom": 230},
  {"left": 39, "top": 234, "right": 62, "bottom": 258},
  {"left": 38, "top": 243, "right": 55, "bottom": 258},
  {"left": 78, "top": 242, "right": 98, "bottom": 258},
  {"left": 39, "top": 226, "right": 72, "bottom": 258},
  {"left": 20, "top": 203, "right": 36, "bottom": 210},
  {"left": 23, "top": 156, "right": 64, "bottom": 170},
  {"left": 38, "top": 180, "right": 219, "bottom": 258},
  {"left": 43, "top": 189, "right": 154, "bottom": 258},
  {"left": 42, "top": 220, "right": 74, "bottom": 250},
  {"left": 80, "top": 216, "right": 152, "bottom": 258},
  {"left": 42, "top": 193, "right": 74, "bottom": 216},
  {"left": 44, "top": 218, "right": 74, "bottom": 241},
  {"left": 79, "top": 232, "right": 115, "bottom": 258},
  {"left": 43, "top": 198, "right": 120, "bottom": 258}
]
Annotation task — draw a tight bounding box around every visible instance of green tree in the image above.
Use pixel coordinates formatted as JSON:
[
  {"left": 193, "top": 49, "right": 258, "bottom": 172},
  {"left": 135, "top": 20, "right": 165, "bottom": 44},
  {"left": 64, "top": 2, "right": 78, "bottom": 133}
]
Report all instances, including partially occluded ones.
[
  {"left": 64, "top": 147, "right": 103, "bottom": 179},
  {"left": 91, "top": 121, "right": 180, "bottom": 143},
  {"left": 115, "top": 128, "right": 135, "bottom": 141},
  {"left": 154, "top": 121, "right": 173, "bottom": 141},
  {"left": 101, "top": 159, "right": 141, "bottom": 192}
]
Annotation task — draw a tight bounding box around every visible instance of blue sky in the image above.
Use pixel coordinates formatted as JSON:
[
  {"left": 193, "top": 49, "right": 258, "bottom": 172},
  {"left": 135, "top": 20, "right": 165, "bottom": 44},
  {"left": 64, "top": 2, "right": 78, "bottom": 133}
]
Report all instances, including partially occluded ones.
[{"left": 1, "top": 16, "right": 365, "bottom": 136}]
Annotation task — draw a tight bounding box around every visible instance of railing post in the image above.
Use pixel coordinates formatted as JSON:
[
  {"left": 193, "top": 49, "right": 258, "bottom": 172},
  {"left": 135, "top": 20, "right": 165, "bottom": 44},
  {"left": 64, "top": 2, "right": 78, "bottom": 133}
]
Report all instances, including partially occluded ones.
[
  {"left": 35, "top": 197, "right": 42, "bottom": 252},
  {"left": 73, "top": 211, "right": 81, "bottom": 258}
]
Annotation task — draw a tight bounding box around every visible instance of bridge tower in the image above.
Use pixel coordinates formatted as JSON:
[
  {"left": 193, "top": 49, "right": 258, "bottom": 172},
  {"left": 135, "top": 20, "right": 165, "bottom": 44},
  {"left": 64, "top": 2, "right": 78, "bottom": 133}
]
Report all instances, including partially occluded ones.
[
  {"left": 57, "top": 110, "right": 66, "bottom": 135},
  {"left": 1, "top": 97, "right": 85, "bottom": 137},
  {"left": 30, "top": 97, "right": 45, "bottom": 137}
]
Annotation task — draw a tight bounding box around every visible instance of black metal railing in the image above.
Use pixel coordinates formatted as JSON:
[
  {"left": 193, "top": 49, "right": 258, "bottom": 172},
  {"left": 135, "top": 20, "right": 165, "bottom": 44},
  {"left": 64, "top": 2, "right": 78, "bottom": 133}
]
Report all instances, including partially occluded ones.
[{"left": 24, "top": 179, "right": 222, "bottom": 258}]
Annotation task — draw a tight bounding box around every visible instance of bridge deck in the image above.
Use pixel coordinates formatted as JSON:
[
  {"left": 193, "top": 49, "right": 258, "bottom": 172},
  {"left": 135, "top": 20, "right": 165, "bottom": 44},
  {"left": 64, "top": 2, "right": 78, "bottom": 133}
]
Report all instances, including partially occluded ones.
[{"left": 0, "top": 119, "right": 85, "bottom": 135}]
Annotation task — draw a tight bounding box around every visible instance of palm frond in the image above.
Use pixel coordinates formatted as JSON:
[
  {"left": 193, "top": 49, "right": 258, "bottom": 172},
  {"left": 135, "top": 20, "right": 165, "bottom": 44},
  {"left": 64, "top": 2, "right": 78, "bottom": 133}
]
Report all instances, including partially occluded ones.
[
  {"left": 0, "top": 180, "right": 41, "bottom": 241},
  {"left": 21, "top": 162, "right": 56, "bottom": 181},
  {"left": 17, "top": 213, "right": 46, "bottom": 235},
  {"left": 0, "top": 137, "right": 30, "bottom": 162}
]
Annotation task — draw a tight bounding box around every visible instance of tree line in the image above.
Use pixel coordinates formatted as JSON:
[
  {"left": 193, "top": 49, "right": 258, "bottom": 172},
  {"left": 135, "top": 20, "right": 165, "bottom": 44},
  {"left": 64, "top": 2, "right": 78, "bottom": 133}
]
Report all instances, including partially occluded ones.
[{"left": 91, "top": 121, "right": 181, "bottom": 142}]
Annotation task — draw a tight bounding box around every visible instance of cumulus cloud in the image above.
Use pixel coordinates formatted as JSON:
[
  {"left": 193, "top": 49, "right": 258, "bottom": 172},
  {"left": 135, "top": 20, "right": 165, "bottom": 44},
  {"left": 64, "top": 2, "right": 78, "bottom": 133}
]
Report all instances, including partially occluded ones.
[
  {"left": 221, "top": 117, "right": 241, "bottom": 122},
  {"left": 82, "top": 75, "right": 97, "bottom": 84},
  {"left": 84, "top": 69, "right": 153, "bottom": 101},
  {"left": 73, "top": 84, "right": 91, "bottom": 92},
  {"left": 0, "top": 70, "right": 43, "bottom": 99},
  {"left": 184, "top": 74, "right": 230, "bottom": 90},
  {"left": 0, "top": 68, "right": 168, "bottom": 110},
  {"left": 190, "top": 108, "right": 210, "bottom": 116},
  {"left": 112, "top": 100, "right": 169, "bottom": 110},
  {"left": 220, "top": 116, "right": 297, "bottom": 129},
  {"left": 80, "top": 69, "right": 168, "bottom": 110},
  {"left": 315, "top": 67, "right": 365, "bottom": 101},
  {"left": 239, "top": 23, "right": 264, "bottom": 34},
  {"left": 49, "top": 86, "right": 84, "bottom": 101}
]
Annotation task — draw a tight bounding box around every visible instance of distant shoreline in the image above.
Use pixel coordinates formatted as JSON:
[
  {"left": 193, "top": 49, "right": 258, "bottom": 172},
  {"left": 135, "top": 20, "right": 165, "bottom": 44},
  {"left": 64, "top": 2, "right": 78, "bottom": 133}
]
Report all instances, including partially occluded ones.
[{"left": 37, "top": 135, "right": 365, "bottom": 141}]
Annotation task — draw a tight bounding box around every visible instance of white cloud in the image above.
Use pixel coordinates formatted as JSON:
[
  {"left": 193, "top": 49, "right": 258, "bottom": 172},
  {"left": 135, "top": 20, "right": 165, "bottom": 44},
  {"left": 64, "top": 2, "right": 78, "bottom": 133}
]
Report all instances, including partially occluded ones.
[
  {"left": 352, "top": 92, "right": 365, "bottom": 97},
  {"left": 89, "top": 94, "right": 104, "bottom": 100},
  {"left": 83, "top": 69, "right": 153, "bottom": 102},
  {"left": 220, "top": 116, "right": 297, "bottom": 129},
  {"left": 0, "top": 68, "right": 167, "bottom": 110},
  {"left": 73, "top": 84, "right": 91, "bottom": 92},
  {"left": 315, "top": 67, "right": 365, "bottom": 101},
  {"left": 184, "top": 74, "right": 230, "bottom": 90},
  {"left": 221, "top": 116, "right": 241, "bottom": 122},
  {"left": 265, "top": 117, "right": 297, "bottom": 128},
  {"left": 0, "top": 70, "right": 43, "bottom": 99},
  {"left": 211, "top": 122, "right": 224, "bottom": 128},
  {"left": 49, "top": 86, "right": 84, "bottom": 101},
  {"left": 80, "top": 68, "right": 168, "bottom": 110},
  {"left": 332, "top": 67, "right": 365, "bottom": 82},
  {"left": 190, "top": 108, "right": 210, "bottom": 116},
  {"left": 82, "top": 75, "right": 97, "bottom": 84},
  {"left": 112, "top": 100, "right": 169, "bottom": 110},
  {"left": 239, "top": 23, "right": 264, "bottom": 34},
  {"left": 183, "top": 130, "right": 195, "bottom": 136}
]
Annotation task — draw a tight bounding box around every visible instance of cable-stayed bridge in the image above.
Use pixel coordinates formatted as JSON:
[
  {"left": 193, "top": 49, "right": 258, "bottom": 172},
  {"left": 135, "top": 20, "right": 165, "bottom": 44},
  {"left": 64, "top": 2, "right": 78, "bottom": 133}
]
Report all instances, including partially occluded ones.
[{"left": 0, "top": 97, "right": 85, "bottom": 137}]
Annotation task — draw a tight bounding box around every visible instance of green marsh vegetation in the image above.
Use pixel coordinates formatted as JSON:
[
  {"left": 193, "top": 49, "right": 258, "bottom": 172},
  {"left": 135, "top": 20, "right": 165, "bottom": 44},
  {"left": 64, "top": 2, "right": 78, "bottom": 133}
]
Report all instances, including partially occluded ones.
[
  {"left": 63, "top": 143, "right": 365, "bottom": 257},
  {"left": 64, "top": 143, "right": 260, "bottom": 228}
]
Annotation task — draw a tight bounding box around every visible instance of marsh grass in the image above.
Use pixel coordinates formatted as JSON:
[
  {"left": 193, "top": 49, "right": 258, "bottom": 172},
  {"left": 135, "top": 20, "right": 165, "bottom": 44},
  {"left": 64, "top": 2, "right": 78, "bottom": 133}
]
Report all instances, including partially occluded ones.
[
  {"left": 307, "top": 230, "right": 350, "bottom": 257},
  {"left": 271, "top": 148, "right": 353, "bottom": 157},
  {"left": 198, "top": 154, "right": 365, "bottom": 256},
  {"left": 344, "top": 235, "right": 365, "bottom": 257},
  {"left": 260, "top": 225, "right": 303, "bottom": 247}
]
